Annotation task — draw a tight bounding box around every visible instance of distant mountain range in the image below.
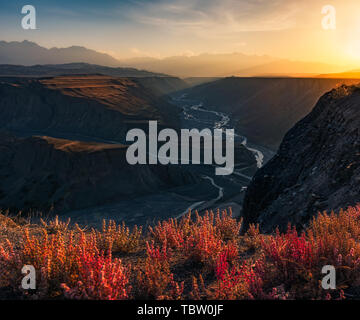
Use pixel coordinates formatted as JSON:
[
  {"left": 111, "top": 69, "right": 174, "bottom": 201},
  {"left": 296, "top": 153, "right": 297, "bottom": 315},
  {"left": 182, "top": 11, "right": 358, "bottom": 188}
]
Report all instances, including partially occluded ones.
[
  {"left": 0, "top": 40, "right": 120, "bottom": 66},
  {"left": 0, "top": 40, "right": 349, "bottom": 78},
  {"left": 120, "top": 53, "right": 278, "bottom": 78},
  {"left": 120, "top": 54, "right": 346, "bottom": 78}
]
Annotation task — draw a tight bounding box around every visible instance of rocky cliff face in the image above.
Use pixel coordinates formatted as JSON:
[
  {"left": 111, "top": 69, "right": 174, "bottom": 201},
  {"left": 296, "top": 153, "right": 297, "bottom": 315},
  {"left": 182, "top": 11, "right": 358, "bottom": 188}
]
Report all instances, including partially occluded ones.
[
  {"left": 242, "top": 84, "right": 360, "bottom": 232},
  {"left": 0, "top": 133, "right": 197, "bottom": 214}
]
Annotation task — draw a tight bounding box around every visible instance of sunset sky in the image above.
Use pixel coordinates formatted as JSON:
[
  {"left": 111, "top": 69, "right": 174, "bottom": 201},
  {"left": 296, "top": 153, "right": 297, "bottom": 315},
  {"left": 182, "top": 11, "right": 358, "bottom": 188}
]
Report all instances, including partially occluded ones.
[{"left": 1, "top": 0, "right": 360, "bottom": 68}]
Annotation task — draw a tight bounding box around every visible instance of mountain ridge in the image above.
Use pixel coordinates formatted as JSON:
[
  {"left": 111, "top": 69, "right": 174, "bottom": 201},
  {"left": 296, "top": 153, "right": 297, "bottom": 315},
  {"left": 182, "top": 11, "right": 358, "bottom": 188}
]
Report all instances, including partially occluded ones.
[
  {"left": 242, "top": 84, "right": 360, "bottom": 232},
  {"left": 0, "top": 40, "right": 120, "bottom": 67},
  {"left": 0, "top": 62, "right": 168, "bottom": 78},
  {"left": 0, "top": 40, "right": 348, "bottom": 78}
]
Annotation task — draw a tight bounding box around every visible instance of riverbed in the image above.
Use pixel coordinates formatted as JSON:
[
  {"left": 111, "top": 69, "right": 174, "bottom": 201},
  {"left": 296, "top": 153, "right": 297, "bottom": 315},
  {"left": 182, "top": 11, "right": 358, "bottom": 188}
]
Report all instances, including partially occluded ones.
[{"left": 63, "top": 95, "right": 275, "bottom": 227}]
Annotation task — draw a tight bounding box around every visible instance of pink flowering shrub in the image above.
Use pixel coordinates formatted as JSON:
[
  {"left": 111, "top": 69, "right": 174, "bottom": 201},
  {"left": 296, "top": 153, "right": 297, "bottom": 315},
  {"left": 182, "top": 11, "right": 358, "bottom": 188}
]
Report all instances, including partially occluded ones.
[
  {"left": 0, "top": 228, "right": 131, "bottom": 299},
  {"left": 1, "top": 206, "right": 360, "bottom": 300},
  {"left": 61, "top": 233, "right": 131, "bottom": 300},
  {"left": 213, "top": 254, "right": 271, "bottom": 300}
]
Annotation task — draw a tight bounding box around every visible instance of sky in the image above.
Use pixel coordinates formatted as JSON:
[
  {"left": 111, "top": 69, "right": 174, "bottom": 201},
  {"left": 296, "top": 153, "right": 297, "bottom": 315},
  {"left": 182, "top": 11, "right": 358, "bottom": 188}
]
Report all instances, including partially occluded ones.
[{"left": 1, "top": 0, "right": 360, "bottom": 68}]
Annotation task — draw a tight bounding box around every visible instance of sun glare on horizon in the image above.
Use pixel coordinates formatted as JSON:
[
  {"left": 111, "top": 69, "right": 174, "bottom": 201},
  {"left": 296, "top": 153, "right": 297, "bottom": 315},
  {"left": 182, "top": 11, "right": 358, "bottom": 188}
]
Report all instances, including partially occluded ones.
[{"left": 2, "top": 0, "right": 360, "bottom": 74}]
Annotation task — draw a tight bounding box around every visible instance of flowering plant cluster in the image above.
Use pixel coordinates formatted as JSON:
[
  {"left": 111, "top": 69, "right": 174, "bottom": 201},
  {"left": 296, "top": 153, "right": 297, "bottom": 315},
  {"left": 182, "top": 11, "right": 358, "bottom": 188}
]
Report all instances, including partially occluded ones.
[{"left": 0, "top": 206, "right": 360, "bottom": 300}]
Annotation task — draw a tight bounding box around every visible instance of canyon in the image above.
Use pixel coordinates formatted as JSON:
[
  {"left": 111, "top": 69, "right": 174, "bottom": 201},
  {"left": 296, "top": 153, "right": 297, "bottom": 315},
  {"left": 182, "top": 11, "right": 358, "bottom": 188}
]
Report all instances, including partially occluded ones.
[{"left": 1, "top": 65, "right": 360, "bottom": 230}]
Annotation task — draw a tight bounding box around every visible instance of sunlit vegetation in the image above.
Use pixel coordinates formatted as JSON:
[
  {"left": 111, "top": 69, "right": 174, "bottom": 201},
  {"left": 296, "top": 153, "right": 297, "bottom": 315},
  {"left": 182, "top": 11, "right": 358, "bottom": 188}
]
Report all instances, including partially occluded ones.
[{"left": 1, "top": 206, "right": 360, "bottom": 300}]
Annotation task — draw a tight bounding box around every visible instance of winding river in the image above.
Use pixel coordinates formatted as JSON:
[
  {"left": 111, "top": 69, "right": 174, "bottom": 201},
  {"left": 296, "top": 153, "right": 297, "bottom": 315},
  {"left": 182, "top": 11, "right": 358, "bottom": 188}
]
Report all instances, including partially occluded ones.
[
  {"left": 183, "top": 100, "right": 265, "bottom": 168},
  {"left": 64, "top": 94, "right": 274, "bottom": 227},
  {"left": 173, "top": 94, "right": 268, "bottom": 217}
]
